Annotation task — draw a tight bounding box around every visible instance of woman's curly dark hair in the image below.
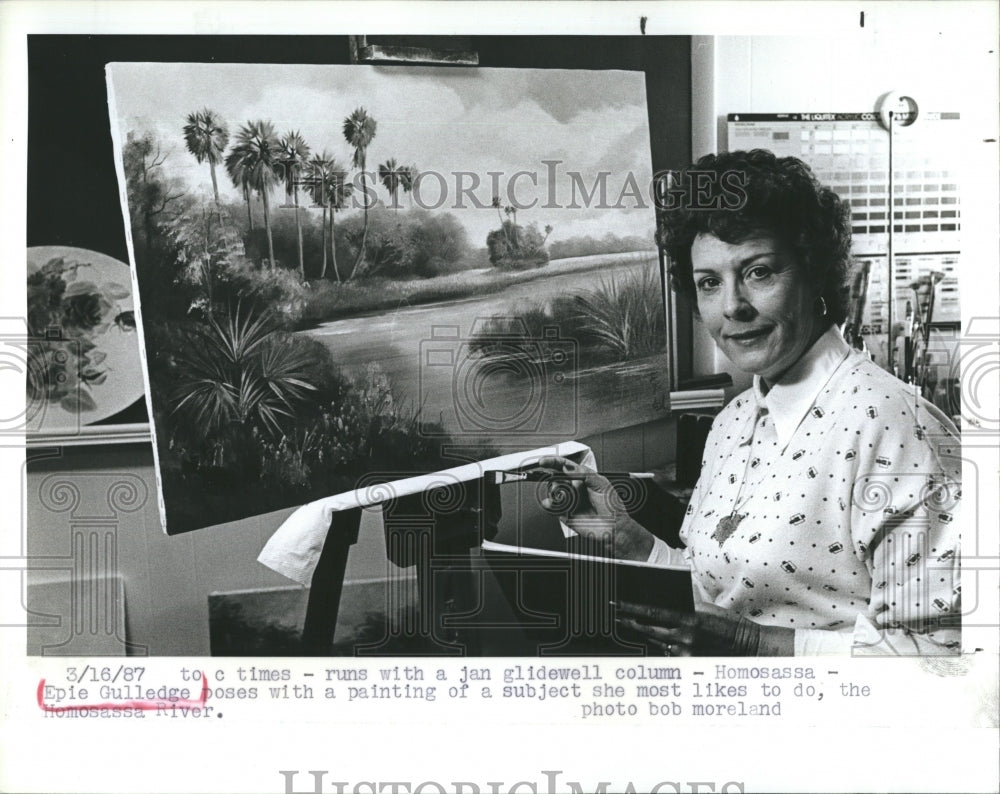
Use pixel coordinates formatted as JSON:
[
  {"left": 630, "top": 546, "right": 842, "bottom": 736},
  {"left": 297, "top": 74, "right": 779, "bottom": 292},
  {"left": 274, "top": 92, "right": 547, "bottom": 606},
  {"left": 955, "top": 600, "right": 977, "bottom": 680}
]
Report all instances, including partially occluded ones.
[{"left": 656, "top": 149, "right": 852, "bottom": 325}]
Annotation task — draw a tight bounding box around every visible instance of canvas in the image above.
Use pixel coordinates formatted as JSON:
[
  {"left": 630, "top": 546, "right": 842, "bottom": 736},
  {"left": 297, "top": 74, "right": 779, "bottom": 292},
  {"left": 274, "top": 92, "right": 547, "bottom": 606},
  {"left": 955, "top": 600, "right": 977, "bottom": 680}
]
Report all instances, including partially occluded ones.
[{"left": 106, "top": 62, "right": 668, "bottom": 533}]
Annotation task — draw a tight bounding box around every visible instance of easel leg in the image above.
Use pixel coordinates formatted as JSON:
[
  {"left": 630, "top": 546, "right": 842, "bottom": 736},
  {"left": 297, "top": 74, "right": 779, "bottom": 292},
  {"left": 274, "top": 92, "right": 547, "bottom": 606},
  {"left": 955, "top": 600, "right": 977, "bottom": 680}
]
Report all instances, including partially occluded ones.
[{"left": 301, "top": 508, "right": 361, "bottom": 655}]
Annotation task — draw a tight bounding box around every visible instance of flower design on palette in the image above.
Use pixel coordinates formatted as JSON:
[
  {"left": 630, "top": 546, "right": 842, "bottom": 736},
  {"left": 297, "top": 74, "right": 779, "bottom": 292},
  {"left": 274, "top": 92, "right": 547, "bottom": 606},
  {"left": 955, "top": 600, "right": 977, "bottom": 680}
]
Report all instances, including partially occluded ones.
[{"left": 26, "top": 249, "right": 140, "bottom": 422}]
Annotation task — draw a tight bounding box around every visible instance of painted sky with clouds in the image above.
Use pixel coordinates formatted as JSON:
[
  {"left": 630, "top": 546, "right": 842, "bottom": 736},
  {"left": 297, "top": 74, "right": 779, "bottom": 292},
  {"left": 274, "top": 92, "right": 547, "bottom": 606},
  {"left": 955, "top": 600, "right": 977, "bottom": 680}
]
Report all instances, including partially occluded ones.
[{"left": 109, "top": 63, "right": 657, "bottom": 249}]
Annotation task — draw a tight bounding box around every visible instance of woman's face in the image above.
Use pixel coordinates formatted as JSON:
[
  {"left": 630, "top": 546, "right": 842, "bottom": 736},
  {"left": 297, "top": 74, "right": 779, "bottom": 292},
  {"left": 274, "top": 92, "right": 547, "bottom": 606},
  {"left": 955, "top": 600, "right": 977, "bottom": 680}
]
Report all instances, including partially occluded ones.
[{"left": 691, "top": 232, "right": 822, "bottom": 384}]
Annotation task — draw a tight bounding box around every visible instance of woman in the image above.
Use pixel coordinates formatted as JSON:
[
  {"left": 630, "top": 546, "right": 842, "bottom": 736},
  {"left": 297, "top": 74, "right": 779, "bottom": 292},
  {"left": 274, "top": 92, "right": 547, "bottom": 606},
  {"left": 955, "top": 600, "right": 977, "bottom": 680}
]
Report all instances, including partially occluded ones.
[{"left": 541, "top": 149, "right": 961, "bottom": 656}]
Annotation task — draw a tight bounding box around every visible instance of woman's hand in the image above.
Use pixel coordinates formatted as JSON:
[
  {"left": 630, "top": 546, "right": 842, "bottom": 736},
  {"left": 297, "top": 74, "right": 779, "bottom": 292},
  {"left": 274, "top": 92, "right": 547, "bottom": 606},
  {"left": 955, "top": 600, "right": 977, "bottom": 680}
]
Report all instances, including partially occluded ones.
[
  {"left": 614, "top": 601, "right": 796, "bottom": 656},
  {"left": 535, "top": 455, "right": 654, "bottom": 561}
]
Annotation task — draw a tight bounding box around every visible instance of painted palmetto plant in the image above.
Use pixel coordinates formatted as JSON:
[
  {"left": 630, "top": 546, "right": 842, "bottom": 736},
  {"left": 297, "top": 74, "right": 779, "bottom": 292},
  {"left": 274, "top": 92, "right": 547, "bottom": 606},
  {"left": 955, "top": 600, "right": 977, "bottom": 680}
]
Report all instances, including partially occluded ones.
[
  {"left": 182, "top": 108, "right": 229, "bottom": 209},
  {"left": 342, "top": 107, "right": 377, "bottom": 279},
  {"left": 170, "top": 305, "right": 318, "bottom": 469},
  {"left": 226, "top": 120, "right": 281, "bottom": 269},
  {"left": 279, "top": 130, "right": 311, "bottom": 280}
]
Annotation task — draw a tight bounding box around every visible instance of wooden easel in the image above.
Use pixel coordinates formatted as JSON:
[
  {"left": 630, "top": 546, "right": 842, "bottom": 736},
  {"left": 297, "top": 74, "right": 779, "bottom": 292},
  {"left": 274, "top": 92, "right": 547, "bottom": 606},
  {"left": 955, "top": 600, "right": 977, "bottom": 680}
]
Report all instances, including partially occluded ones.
[{"left": 297, "top": 469, "right": 689, "bottom": 656}]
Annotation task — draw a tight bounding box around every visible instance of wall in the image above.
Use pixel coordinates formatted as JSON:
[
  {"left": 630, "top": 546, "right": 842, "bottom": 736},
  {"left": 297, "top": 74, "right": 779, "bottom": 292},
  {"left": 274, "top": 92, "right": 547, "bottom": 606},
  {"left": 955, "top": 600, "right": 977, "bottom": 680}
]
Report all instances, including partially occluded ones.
[{"left": 688, "top": 31, "right": 986, "bottom": 388}]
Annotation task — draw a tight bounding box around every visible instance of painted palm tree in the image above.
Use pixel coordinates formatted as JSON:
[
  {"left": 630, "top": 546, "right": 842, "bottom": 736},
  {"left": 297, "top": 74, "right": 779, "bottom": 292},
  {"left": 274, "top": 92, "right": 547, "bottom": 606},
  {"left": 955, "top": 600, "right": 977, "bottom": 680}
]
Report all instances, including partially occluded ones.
[
  {"left": 279, "top": 130, "right": 311, "bottom": 279},
  {"left": 226, "top": 120, "right": 281, "bottom": 269},
  {"left": 182, "top": 108, "right": 229, "bottom": 211},
  {"left": 307, "top": 152, "right": 331, "bottom": 282},
  {"left": 492, "top": 193, "right": 514, "bottom": 247},
  {"left": 504, "top": 205, "right": 520, "bottom": 248},
  {"left": 342, "top": 107, "right": 377, "bottom": 279},
  {"left": 491, "top": 194, "right": 505, "bottom": 228},
  {"left": 324, "top": 164, "right": 353, "bottom": 283},
  {"left": 308, "top": 152, "right": 352, "bottom": 281},
  {"left": 378, "top": 157, "right": 407, "bottom": 212},
  {"left": 181, "top": 113, "right": 227, "bottom": 306},
  {"left": 401, "top": 164, "right": 418, "bottom": 207},
  {"left": 542, "top": 224, "right": 553, "bottom": 245},
  {"left": 227, "top": 157, "right": 256, "bottom": 232}
]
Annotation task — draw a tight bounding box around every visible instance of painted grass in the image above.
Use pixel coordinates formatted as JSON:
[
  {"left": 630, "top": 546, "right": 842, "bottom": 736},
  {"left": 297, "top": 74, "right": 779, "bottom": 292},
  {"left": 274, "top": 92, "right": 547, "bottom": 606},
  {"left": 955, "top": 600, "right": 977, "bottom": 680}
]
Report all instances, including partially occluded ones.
[
  {"left": 297, "top": 249, "right": 657, "bottom": 328},
  {"left": 469, "top": 262, "right": 666, "bottom": 370}
]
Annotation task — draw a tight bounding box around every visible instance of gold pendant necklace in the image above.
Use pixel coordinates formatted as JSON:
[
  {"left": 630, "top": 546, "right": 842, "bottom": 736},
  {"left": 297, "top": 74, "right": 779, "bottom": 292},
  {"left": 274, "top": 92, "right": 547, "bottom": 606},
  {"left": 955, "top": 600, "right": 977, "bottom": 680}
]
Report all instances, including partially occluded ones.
[
  {"left": 710, "top": 407, "right": 763, "bottom": 547},
  {"left": 712, "top": 511, "right": 747, "bottom": 546}
]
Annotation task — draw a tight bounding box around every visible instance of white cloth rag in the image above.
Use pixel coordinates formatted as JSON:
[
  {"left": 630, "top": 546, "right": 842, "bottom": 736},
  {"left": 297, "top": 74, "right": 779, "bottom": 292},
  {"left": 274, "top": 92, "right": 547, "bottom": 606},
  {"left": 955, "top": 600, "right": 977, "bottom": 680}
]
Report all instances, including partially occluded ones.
[{"left": 257, "top": 441, "right": 596, "bottom": 586}]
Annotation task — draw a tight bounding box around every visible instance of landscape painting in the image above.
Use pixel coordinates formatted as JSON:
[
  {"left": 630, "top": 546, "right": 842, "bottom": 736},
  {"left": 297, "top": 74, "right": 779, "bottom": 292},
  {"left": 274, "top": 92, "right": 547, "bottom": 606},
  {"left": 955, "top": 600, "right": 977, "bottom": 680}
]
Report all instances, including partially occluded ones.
[{"left": 107, "top": 63, "right": 668, "bottom": 533}]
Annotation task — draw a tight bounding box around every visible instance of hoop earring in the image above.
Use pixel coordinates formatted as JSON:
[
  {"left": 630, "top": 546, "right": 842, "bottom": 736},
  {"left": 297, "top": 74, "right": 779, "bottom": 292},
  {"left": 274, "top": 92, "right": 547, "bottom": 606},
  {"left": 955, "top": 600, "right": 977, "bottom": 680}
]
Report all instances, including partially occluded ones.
[{"left": 816, "top": 296, "right": 828, "bottom": 317}]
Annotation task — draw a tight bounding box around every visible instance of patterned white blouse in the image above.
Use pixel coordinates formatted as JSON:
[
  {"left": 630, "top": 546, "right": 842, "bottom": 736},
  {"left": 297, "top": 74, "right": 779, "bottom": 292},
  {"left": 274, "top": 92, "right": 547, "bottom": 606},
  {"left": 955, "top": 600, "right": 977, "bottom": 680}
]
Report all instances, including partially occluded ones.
[{"left": 649, "top": 326, "right": 962, "bottom": 655}]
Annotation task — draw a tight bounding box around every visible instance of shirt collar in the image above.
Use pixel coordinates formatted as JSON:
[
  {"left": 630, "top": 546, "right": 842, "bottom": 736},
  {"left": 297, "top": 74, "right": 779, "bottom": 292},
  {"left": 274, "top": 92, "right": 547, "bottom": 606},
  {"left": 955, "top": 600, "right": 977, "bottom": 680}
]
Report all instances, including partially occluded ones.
[{"left": 753, "top": 325, "right": 851, "bottom": 449}]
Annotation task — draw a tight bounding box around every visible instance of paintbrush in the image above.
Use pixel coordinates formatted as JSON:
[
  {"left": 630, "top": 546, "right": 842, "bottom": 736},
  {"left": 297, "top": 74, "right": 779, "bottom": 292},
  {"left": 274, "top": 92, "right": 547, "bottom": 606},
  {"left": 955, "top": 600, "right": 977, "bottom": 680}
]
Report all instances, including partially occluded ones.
[{"left": 486, "top": 468, "right": 655, "bottom": 486}]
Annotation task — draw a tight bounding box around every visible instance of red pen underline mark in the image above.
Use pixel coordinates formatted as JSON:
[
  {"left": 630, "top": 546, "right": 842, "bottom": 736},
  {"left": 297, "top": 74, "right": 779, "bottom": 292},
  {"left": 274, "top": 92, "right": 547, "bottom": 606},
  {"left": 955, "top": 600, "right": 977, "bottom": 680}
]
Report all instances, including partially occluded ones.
[{"left": 37, "top": 674, "right": 209, "bottom": 713}]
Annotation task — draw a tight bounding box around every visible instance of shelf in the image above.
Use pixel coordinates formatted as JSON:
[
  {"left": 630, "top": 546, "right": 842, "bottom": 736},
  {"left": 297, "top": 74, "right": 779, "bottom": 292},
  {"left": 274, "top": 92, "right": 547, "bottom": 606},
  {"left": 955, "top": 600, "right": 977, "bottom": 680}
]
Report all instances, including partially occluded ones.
[{"left": 26, "top": 423, "right": 152, "bottom": 448}]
